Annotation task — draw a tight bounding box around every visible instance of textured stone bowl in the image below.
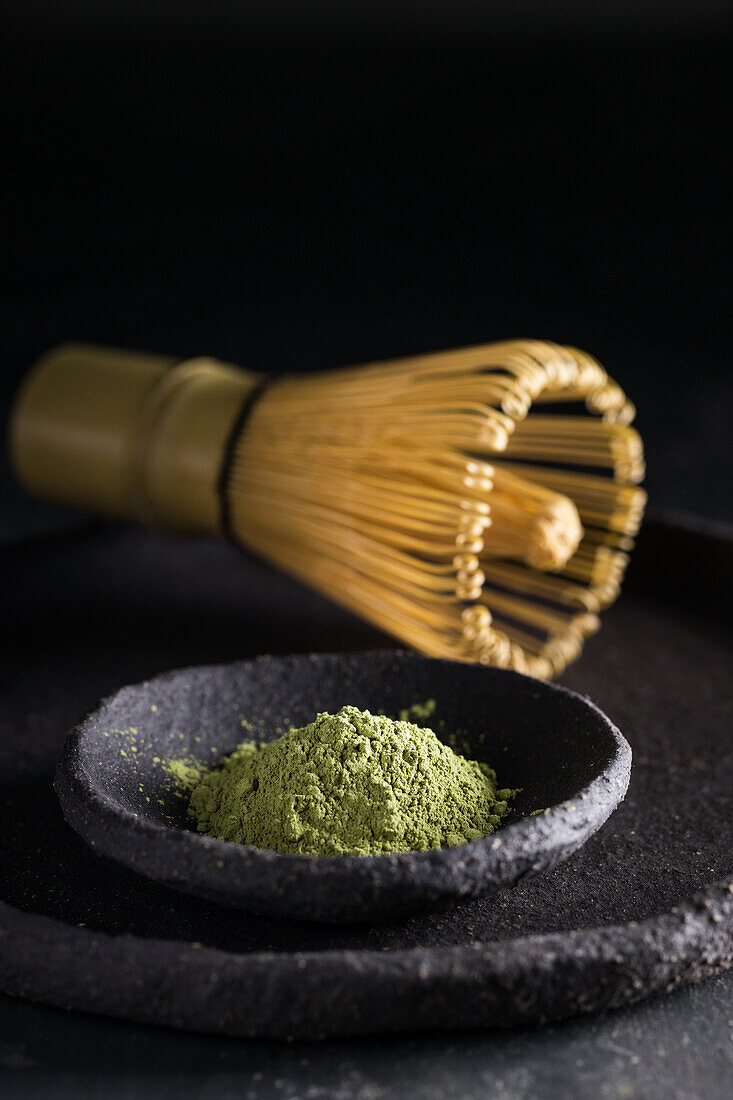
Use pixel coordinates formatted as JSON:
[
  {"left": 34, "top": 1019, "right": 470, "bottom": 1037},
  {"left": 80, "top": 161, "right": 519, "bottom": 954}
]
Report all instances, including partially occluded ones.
[{"left": 54, "top": 652, "right": 630, "bottom": 923}]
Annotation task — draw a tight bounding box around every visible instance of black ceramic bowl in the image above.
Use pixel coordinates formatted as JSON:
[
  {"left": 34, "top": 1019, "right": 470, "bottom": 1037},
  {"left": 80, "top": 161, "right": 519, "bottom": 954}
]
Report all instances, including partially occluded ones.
[{"left": 54, "top": 652, "right": 631, "bottom": 923}]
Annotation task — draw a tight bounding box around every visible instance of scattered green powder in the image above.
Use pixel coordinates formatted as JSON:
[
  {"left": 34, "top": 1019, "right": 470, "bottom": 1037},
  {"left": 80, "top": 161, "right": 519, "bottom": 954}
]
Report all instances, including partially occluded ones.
[
  {"left": 398, "top": 698, "right": 437, "bottom": 723},
  {"left": 175, "top": 705, "right": 516, "bottom": 857},
  {"left": 167, "top": 758, "right": 206, "bottom": 790}
]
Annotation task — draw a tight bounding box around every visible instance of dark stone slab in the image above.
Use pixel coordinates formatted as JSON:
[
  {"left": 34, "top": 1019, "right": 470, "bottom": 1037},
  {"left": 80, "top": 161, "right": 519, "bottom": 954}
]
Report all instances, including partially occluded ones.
[
  {"left": 0, "top": 517, "right": 731, "bottom": 1037},
  {"left": 4, "top": 971, "right": 733, "bottom": 1100}
]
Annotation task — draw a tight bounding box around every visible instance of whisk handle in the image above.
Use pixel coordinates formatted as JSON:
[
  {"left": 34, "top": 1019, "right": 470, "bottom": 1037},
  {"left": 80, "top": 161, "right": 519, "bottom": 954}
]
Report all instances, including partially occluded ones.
[{"left": 10, "top": 343, "right": 262, "bottom": 536}]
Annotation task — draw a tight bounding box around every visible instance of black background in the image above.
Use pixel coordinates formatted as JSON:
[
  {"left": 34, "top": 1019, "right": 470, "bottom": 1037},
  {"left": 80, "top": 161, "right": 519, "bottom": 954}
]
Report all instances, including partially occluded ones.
[{"left": 1, "top": 1, "right": 732, "bottom": 536}]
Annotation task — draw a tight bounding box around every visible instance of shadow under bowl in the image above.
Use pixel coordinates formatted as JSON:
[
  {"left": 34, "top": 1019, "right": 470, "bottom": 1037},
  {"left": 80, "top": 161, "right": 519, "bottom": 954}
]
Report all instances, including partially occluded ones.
[{"left": 54, "top": 652, "right": 631, "bottom": 923}]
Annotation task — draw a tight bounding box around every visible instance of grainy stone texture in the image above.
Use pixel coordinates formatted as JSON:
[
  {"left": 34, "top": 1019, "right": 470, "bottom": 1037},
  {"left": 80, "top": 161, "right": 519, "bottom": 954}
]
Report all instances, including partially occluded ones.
[{"left": 0, "top": 517, "right": 731, "bottom": 1038}]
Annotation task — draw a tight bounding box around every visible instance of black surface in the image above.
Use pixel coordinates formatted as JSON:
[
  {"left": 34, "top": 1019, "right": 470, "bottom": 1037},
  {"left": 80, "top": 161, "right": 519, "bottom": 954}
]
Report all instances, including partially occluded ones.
[
  {"left": 1, "top": 516, "right": 731, "bottom": 1040},
  {"left": 55, "top": 654, "right": 630, "bottom": 923}
]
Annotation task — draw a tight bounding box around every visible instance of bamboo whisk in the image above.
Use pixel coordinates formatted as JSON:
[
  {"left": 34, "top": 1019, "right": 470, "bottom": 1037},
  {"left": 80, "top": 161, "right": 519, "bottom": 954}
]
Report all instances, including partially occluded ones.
[{"left": 10, "top": 340, "right": 645, "bottom": 678}]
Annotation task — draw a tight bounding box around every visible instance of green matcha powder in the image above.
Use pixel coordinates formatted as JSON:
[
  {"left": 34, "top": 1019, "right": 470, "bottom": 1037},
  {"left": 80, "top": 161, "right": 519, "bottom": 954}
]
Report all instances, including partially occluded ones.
[{"left": 176, "top": 705, "right": 515, "bottom": 856}]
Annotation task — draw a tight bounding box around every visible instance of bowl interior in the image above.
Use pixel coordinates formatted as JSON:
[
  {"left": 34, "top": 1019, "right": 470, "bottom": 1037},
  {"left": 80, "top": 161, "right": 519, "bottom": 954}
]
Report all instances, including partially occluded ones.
[{"left": 71, "top": 652, "right": 618, "bottom": 835}]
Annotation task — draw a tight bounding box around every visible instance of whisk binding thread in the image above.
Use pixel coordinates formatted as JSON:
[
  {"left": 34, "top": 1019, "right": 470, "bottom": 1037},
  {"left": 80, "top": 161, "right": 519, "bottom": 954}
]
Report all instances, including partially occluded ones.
[{"left": 218, "top": 375, "right": 273, "bottom": 540}]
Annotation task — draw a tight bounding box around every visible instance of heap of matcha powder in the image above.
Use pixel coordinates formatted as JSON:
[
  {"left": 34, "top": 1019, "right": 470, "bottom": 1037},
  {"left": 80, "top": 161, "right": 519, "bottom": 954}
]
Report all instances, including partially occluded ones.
[{"left": 177, "top": 705, "right": 516, "bottom": 856}]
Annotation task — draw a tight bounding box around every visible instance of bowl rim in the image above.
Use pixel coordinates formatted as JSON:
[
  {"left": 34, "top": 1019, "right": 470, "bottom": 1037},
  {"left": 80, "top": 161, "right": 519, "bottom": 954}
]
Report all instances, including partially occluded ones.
[{"left": 54, "top": 651, "right": 632, "bottom": 887}]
